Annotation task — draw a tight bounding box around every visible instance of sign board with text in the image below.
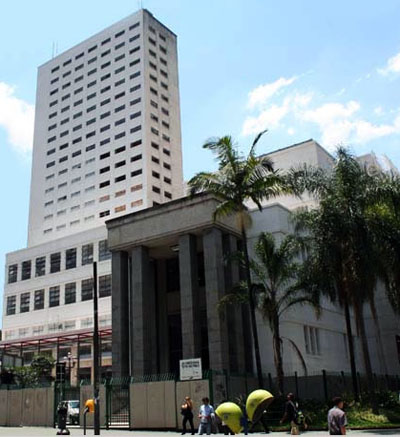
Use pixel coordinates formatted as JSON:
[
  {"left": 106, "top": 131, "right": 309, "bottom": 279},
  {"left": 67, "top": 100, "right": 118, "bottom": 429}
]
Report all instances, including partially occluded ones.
[{"left": 179, "top": 358, "right": 202, "bottom": 381}]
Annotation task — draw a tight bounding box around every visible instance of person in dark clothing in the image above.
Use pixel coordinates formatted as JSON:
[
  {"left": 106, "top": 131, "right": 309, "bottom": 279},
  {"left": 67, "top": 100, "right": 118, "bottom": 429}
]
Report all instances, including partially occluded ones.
[
  {"left": 181, "top": 396, "right": 195, "bottom": 435},
  {"left": 328, "top": 396, "right": 347, "bottom": 435},
  {"left": 249, "top": 409, "right": 270, "bottom": 434},
  {"left": 280, "top": 393, "right": 299, "bottom": 435}
]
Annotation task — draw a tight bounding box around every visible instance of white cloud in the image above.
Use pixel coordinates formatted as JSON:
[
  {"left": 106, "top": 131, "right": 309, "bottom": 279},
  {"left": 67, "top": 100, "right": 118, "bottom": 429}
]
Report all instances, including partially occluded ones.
[
  {"left": 378, "top": 51, "right": 400, "bottom": 75},
  {"left": 301, "top": 101, "right": 360, "bottom": 125},
  {"left": 0, "top": 82, "right": 34, "bottom": 155},
  {"left": 242, "top": 101, "right": 290, "bottom": 135},
  {"left": 287, "top": 127, "right": 295, "bottom": 135},
  {"left": 300, "top": 101, "right": 400, "bottom": 149},
  {"left": 374, "top": 106, "right": 383, "bottom": 116},
  {"left": 242, "top": 92, "right": 312, "bottom": 136},
  {"left": 246, "top": 76, "right": 296, "bottom": 109}
]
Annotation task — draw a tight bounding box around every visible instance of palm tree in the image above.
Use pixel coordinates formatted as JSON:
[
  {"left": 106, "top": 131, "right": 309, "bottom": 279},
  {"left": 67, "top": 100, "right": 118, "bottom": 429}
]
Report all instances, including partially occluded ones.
[
  {"left": 220, "top": 232, "right": 320, "bottom": 394},
  {"left": 291, "top": 147, "right": 400, "bottom": 408},
  {"left": 188, "top": 132, "right": 292, "bottom": 387}
]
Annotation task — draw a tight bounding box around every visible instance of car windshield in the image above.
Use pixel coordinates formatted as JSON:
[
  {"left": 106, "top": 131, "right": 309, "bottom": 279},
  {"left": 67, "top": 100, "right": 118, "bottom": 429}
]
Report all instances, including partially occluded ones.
[{"left": 69, "top": 401, "right": 79, "bottom": 408}]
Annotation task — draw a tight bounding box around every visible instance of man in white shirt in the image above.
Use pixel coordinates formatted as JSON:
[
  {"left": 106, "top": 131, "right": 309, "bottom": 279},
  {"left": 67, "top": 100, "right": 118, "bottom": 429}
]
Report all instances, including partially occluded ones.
[{"left": 198, "top": 397, "right": 214, "bottom": 435}]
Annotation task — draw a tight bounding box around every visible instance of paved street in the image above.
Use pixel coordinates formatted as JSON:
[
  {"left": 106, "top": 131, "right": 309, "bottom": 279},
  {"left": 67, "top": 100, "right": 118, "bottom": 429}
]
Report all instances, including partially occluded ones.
[{"left": 0, "top": 428, "right": 400, "bottom": 436}]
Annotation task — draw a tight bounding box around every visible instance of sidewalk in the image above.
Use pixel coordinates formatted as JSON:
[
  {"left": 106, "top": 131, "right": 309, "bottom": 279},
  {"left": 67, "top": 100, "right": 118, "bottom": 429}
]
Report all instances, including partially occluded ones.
[{"left": 1, "top": 428, "right": 400, "bottom": 436}]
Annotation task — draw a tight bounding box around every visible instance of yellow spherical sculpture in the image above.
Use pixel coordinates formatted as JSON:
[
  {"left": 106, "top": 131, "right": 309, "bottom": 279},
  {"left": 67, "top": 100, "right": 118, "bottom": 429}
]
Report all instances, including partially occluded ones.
[
  {"left": 246, "top": 389, "right": 274, "bottom": 423},
  {"left": 85, "top": 399, "right": 95, "bottom": 413},
  {"left": 215, "top": 402, "right": 243, "bottom": 434}
]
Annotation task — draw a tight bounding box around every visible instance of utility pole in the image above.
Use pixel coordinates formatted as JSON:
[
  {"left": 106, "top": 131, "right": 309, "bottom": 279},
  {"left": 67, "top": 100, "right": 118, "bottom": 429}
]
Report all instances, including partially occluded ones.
[{"left": 93, "top": 261, "right": 100, "bottom": 435}]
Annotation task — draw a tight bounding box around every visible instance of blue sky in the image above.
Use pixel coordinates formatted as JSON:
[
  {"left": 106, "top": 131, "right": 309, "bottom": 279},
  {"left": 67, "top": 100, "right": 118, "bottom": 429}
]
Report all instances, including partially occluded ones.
[{"left": 1, "top": 0, "right": 400, "bottom": 322}]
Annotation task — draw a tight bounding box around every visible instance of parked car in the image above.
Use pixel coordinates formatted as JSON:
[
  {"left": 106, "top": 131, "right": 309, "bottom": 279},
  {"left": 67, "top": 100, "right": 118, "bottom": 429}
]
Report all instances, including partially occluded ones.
[{"left": 65, "top": 400, "right": 80, "bottom": 425}]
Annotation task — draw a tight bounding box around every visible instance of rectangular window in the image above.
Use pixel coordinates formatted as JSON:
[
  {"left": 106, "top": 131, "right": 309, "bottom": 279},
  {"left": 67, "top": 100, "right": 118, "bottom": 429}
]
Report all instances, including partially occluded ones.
[
  {"left": 21, "top": 260, "right": 31, "bottom": 280},
  {"left": 152, "top": 186, "right": 160, "bottom": 194},
  {"left": 49, "top": 286, "right": 60, "bottom": 307},
  {"left": 81, "top": 279, "right": 93, "bottom": 301},
  {"left": 99, "top": 210, "right": 110, "bottom": 218},
  {"left": 35, "top": 256, "right": 46, "bottom": 277},
  {"left": 50, "top": 252, "right": 61, "bottom": 273},
  {"left": 8, "top": 264, "right": 18, "bottom": 283},
  {"left": 66, "top": 248, "right": 77, "bottom": 270},
  {"left": 65, "top": 282, "right": 76, "bottom": 304},
  {"left": 6, "top": 296, "right": 16, "bottom": 315},
  {"left": 131, "top": 139, "right": 142, "bottom": 148},
  {"left": 131, "top": 154, "right": 142, "bottom": 162},
  {"left": 131, "top": 169, "right": 142, "bottom": 177},
  {"left": 115, "top": 175, "right": 126, "bottom": 183},
  {"left": 99, "top": 275, "right": 112, "bottom": 297},
  {"left": 34, "top": 289, "right": 45, "bottom": 310},
  {"left": 20, "top": 292, "right": 30, "bottom": 313},
  {"left": 99, "top": 240, "right": 111, "bottom": 261},
  {"left": 100, "top": 180, "right": 110, "bottom": 188},
  {"left": 304, "top": 325, "right": 321, "bottom": 355},
  {"left": 115, "top": 145, "right": 126, "bottom": 154},
  {"left": 82, "top": 243, "right": 94, "bottom": 265}
]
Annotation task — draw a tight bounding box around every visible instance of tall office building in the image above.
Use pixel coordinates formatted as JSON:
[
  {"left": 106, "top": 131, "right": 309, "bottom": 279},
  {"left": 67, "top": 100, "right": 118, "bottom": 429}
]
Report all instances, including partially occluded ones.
[
  {"left": 28, "top": 8, "right": 183, "bottom": 247},
  {"left": 1, "top": 9, "right": 183, "bottom": 381}
]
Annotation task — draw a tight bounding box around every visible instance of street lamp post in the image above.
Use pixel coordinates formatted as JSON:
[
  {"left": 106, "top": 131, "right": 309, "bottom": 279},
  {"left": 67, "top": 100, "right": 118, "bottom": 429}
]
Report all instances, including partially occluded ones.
[{"left": 63, "top": 351, "right": 76, "bottom": 385}]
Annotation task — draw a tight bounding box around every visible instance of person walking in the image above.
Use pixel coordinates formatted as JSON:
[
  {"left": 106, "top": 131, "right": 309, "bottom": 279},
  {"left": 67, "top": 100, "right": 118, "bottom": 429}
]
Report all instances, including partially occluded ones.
[
  {"left": 198, "top": 397, "right": 214, "bottom": 435},
  {"left": 328, "top": 396, "right": 347, "bottom": 435},
  {"left": 280, "top": 393, "right": 299, "bottom": 435},
  {"left": 181, "top": 396, "right": 195, "bottom": 435}
]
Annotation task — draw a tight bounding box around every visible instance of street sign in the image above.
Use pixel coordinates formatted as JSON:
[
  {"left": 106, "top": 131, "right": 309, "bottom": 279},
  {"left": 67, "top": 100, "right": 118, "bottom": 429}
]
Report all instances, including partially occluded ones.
[{"left": 179, "top": 358, "right": 202, "bottom": 381}]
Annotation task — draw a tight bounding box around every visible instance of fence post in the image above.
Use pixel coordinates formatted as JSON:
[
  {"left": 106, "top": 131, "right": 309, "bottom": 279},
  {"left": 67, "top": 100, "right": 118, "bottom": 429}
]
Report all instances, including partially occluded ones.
[
  {"left": 385, "top": 374, "right": 390, "bottom": 391},
  {"left": 105, "top": 379, "right": 109, "bottom": 430},
  {"left": 294, "top": 371, "right": 299, "bottom": 399},
  {"left": 322, "top": 370, "right": 328, "bottom": 402}
]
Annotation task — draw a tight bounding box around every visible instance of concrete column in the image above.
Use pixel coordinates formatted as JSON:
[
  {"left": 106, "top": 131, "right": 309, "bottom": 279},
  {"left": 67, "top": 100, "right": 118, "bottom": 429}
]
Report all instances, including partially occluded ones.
[
  {"left": 130, "top": 246, "right": 157, "bottom": 376},
  {"left": 156, "top": 259, "right": 169, "bottom": 373},
  {"left": 224, "top": 234, "right": 246, "bottom": 373},
  {"left": 179, "top": 234, "right": 201, "bottom": 360},
  {"left": 203, "top": 228, "right": 229, "bottom": 371},
  {"left": 111, "top": 251, "right": 129, "bottom": 378}
]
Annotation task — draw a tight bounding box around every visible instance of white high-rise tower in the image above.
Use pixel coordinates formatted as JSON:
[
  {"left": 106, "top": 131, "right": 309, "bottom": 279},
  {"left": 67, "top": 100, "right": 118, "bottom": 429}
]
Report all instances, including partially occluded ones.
[
  {"left": 28, "top": 8, "right": 183, "bottom": 246},
  {"left": 1, "top": 9, "right": 183, "bottom": 380}
]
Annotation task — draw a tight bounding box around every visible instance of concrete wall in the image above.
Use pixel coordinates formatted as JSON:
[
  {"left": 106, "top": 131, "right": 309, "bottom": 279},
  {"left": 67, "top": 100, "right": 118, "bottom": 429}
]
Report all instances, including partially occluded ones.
[
  {"left": 176, "top": 379, "right": 209, "bottom": 430},
  {"left": 130, "top": 380, "right": 176, "bottom": 429},
  {"left": 79, "top": 385, "right": 106, "bottom": 428},
  {"left": 0, "top": 387, "right": 54, "bottom": 427}
]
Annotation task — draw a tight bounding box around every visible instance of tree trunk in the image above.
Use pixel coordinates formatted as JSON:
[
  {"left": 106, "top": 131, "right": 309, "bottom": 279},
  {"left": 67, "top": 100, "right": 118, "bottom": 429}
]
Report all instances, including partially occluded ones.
[
  {"left": 272, "top": 313, "right": 284, "bottom": 395},
  {"left": 354, "top": 301, "right": 378, "bottom": 413},
  {"left": 343, "top": 299, "right": 359, "bottom": 401},
  {"left": 241, "top": 226, "right": 264, "bottom": 388}
]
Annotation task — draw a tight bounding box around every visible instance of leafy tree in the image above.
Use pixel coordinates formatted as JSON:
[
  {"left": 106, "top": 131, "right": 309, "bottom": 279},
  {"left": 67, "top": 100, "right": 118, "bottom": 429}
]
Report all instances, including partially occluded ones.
[
  {"left": 3, "top": 354, "right": 55, "bottom": 387},
  {"left": 291, "top": 147, "right": 400, "bottom": 409},
  {"left": 189, "top": 132, "right": 292, "bottom": 386},
  {"left": 220, "top": 232, "right": 320, "bottom": 394},
  {"left": 31, "top": 354, "right": 55, "bottom": 381}
]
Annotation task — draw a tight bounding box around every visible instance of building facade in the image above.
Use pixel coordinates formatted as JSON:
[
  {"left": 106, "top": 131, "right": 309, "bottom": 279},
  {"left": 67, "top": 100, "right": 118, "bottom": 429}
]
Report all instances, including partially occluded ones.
[
  {"left": 28, "top": 8, "right": 182, "bottom": 247},
  {"left": 1, "top": 9, "right": 183, "bottom": 382}
]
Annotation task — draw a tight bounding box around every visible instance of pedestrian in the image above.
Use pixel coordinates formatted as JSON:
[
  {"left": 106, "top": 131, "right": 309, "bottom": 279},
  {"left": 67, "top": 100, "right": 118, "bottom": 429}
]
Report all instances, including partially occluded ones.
[
  {"left": 198, "top": 397, "right": 214, "bottom": 435},
  {"left": 240, "top": 411, "right": 249, "bottom": 435},
  {"left": 280, "top": 393, "right": 299, "bottom": 435},
  {"left": 181, "top": 396, "right": 195, "bottom": 435},
  {"left": 249, "top": 409, "right": 270, "bottom": 434},
  {"left": 328, "top": 396, "right": 347, "bottom": 435}
]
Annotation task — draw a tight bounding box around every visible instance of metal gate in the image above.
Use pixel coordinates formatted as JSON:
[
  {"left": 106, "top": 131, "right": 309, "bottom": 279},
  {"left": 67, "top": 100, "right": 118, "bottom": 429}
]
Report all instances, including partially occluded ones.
[
  {"left": 54, "top": 383, "right": 80, "bottom": 426},
  {"left": 105, "top": 378, "right": 130, "bottom": 428}
]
